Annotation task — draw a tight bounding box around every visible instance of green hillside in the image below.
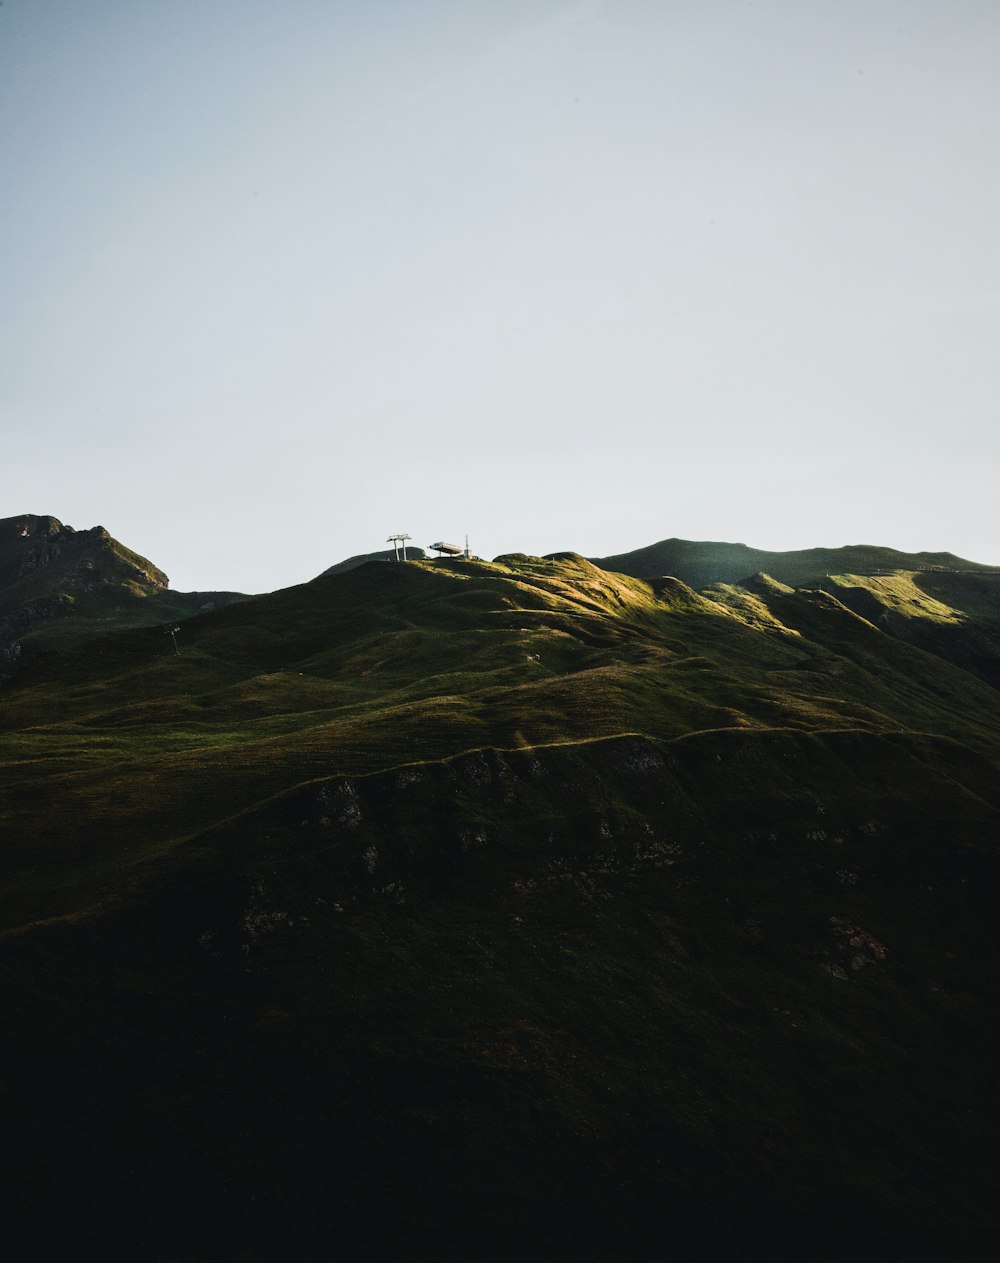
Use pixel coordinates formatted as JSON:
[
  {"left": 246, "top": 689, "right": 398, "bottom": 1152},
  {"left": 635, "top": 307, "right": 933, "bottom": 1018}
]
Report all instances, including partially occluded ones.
[
  {"left": 592, "top": 535, "right": 999, "bottom": 588},
  {"left": 321, "top": 544, "right": 429, "bottom": 574},
  {"left": 2, "top": 550, "right": 999, "bottom": 1259}
]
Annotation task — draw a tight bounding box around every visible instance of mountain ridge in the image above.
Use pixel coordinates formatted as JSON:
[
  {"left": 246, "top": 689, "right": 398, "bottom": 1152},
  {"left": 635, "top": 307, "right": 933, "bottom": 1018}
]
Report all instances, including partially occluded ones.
[
  {"left": 5, "top": 511, "right": 996, "bottom": 664},
  {"left": 590, "top": 535, "right": 998, "bottom": 588}
]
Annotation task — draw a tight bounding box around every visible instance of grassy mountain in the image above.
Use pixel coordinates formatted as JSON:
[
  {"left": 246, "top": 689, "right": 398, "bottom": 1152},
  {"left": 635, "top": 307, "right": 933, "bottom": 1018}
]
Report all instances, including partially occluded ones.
[
  {"left": 2, "top": 549, "right": 999, "bottom": 1259},
  {"left": 0, "top": 513, "right": 249, "bottom": 676},
  {"left": 320, "top": 543, "right": 428, "bottom": 574},
  {"left": 592, "top": 535, "right": 998, "bottom": 588}
]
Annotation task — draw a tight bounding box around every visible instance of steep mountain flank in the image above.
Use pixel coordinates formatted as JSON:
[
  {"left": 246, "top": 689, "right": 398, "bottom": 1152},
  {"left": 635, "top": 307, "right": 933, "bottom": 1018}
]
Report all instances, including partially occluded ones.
[
  {"left": 817, "top": 571, "right": 1000, "bottom": 689},
  {"left": 703, "top": 568, "right": 1000, "bottom": 693},
  {"left": 5, "top": 730, "right": 998, "bottom": 1259},
  {"left": 0, "top": 514, "right": 246, "bottom": 674},
  {"left": 0, "top": 512, "right": 169, "bottom": 590}
]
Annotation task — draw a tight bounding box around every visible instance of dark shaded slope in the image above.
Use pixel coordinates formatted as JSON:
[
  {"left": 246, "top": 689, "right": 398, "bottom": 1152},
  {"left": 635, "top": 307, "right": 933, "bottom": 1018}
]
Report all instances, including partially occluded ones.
[{"left": 3, "top": 732, "right": 998, "bottom": 1260}]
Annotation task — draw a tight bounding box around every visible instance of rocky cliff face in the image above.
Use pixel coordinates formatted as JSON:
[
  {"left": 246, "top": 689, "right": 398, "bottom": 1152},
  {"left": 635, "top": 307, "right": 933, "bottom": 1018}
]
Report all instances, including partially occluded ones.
[
  {"left": 1, "top": 514, "right": 168, "bottom": 591},
  {"left": 0, "top": 514, "right": 169, "bottom": 672}
]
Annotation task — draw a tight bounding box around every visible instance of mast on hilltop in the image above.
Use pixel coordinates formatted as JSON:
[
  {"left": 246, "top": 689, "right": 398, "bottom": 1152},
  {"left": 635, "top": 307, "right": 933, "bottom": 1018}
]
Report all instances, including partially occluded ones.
[{"left": 386, "top": 534, "right": 411, "bottom": 561}]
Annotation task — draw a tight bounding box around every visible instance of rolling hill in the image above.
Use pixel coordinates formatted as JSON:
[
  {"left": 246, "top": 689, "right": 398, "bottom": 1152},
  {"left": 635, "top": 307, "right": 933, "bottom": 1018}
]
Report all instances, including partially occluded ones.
[
  {"left": 321, "top": 544, "right": 429, "bottom": 574},
  {"left": 2, "top": 536, "right": 999, "bottom": 1259},
  {"left": 591, "top": 535, "right": 998, "bottom": 588}
]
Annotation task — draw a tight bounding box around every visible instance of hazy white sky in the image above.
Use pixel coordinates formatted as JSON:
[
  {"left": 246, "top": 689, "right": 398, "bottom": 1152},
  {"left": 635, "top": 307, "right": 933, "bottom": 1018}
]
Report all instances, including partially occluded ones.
[{"left": 2, "top": 0, "right": 998, "bottom": 591}]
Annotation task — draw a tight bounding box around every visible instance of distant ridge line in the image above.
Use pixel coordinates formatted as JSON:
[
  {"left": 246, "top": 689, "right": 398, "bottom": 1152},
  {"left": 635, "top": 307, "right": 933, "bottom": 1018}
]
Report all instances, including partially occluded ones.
[{"left": 588, "top": 537, "right": 997, "bottom": 589}]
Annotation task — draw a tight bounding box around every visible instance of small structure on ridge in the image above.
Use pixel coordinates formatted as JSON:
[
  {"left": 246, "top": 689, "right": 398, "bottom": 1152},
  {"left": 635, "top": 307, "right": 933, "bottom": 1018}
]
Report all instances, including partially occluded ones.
[
  {"left": 386, "top": 534, "right": 412, "bottom": 561},
  {"left": 429, "top": 536, "right": 474, "bottom": 558}
]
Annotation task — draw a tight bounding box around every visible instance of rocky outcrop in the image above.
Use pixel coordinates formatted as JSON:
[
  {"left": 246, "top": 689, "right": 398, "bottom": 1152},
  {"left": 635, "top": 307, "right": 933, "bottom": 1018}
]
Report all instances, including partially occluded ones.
[
  {"left": 0, "top": 595, "right": 74, "bottom": 665},
  {"left": 2, "top": 515, "right": 167, "bottom": 592},
  {"left": 0, "top": 514, "right": 169, "bottom": 674}
]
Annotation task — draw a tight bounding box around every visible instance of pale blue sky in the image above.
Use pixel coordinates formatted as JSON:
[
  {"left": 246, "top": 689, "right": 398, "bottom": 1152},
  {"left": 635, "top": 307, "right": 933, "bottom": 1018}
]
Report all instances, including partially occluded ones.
[{"left": 3, "top": 0, "right": 998, "bottom": 592}]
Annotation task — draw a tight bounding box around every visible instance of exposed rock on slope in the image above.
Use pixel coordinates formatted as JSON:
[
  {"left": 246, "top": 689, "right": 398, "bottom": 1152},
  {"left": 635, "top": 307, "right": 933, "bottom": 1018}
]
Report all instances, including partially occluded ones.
[
  {"left": 0, "top": 514, "right": 244, "bottom": 674},
  {"left": 0, "top": 513, "right": 167, "bottom": 595}
]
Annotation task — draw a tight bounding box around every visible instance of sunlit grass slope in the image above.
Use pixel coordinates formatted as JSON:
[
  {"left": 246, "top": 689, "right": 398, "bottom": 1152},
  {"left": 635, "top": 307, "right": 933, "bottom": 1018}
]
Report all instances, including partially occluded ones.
[{"left": 3, "top": 553, "right": 1000, "bottom": 930}]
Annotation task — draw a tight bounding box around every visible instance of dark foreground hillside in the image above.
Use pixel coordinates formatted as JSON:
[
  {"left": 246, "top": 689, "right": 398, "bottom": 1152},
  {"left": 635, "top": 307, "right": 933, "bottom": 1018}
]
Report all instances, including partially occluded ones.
[{"left": 2, "top": 553, "right": 999, "bottom": 1260}]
